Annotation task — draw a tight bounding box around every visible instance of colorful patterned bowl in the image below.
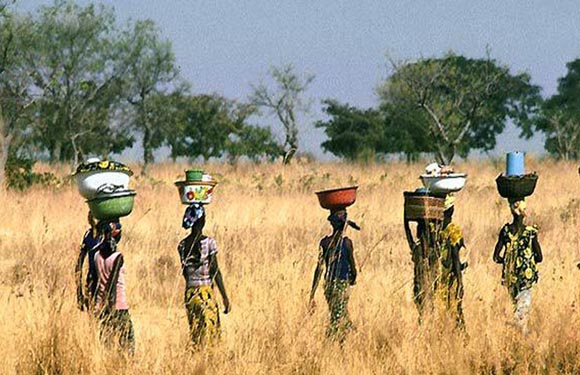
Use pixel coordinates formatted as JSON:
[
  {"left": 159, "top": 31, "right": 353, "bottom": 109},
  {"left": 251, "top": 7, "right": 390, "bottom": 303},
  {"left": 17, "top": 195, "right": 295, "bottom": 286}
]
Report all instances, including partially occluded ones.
[{"left": 175, "top": 180, "right": 218, "bottom": 205}]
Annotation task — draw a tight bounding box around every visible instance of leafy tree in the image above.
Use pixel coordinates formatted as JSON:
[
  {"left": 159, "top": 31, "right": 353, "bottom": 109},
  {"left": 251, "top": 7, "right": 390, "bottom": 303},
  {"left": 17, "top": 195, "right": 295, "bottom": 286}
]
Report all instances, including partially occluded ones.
[
  {"left": 161, "top": 93, "right": 281, "bottom": 162},
  {"left": 379, "top": 53, "right": 541, "bottom": 164},
  {"left": 0, "top": 9, "right": 36, "bottom": 186},
  {"left": 170, "top": 94, "right": 235, "bottom": 161},
  {"left": 250, "top": 64, "right": 314, "bottom": 164},
  {"left": 28, "top": 1, "right": 133, "bottom": 165},
  {"left": 0, "top": 1, "right": 15, "bottom": 14},
  {"left": 533, "top": 59, "right": 580, "bottom": 159},
  {"left": 380, "top": 104, "right": 435, "bottom": 162},
  {"left": 316, "top": 99, "right": 437, "bottom": 162},
  {"left": 124, "top": 19, "right": 179, "bottom": 172},
  {"left": 226, "top": 123, "right": 283, "bottom": 163},
  {"left": 316, "top": 99, "right": 387, "bottom": 161}
]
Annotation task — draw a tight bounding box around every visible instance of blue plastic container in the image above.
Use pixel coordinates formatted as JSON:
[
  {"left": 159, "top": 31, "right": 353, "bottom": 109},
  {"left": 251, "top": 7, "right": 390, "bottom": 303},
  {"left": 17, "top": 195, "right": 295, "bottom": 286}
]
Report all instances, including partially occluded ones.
[{"left": 506, "top": 152, "right": 525, "bottom": 176}]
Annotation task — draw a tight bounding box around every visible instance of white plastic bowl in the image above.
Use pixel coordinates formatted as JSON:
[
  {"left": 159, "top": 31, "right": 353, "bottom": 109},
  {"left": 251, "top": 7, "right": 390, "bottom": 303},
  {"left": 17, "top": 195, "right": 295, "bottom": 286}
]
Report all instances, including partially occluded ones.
[
  {"left": 420, "top": 173, "right": 467, "bottom": 194},
  {"left": 76, "top": 170, "right": 132, "bottom": 199}
]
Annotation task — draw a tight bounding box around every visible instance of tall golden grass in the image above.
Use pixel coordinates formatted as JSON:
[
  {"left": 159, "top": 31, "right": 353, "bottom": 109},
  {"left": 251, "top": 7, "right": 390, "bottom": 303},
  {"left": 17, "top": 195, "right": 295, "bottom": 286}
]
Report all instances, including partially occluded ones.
[{"left": 1, "top": 159, "right": 580, "bottom": 374}]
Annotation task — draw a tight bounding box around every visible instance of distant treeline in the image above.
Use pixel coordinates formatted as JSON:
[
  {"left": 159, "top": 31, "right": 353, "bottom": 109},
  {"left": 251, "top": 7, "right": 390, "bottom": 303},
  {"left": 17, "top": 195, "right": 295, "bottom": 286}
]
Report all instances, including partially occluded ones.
[{"left": 1, "top": 1, "right": 579, "bottom": 185}]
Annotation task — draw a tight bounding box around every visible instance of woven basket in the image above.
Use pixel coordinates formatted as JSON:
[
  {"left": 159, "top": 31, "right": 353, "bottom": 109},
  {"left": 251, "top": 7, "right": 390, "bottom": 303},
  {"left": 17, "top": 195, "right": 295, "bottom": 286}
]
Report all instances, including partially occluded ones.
[
  {"left": 404, "top": 192, "right": 445, "bottom": 221},
  {"left": 495, "top": 173, "right": 538, "bottom": 199}
]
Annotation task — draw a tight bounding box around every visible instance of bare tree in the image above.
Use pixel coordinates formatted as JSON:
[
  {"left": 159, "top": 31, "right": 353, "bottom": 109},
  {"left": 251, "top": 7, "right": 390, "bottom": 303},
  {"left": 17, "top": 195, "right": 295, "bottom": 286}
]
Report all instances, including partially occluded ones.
[
  {"left": 545, "top": 112, "right": 580, "bottom": 160},
  {"left": 250, "top": 64, "right": 314, "bottom": 164}
]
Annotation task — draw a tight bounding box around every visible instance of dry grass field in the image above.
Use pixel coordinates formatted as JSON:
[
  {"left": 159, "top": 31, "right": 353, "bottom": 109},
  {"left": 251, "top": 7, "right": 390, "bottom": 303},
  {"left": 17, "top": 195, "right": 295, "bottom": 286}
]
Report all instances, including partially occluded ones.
[{"left": 1, "top": 159, "right": 580, "bottom": 374}]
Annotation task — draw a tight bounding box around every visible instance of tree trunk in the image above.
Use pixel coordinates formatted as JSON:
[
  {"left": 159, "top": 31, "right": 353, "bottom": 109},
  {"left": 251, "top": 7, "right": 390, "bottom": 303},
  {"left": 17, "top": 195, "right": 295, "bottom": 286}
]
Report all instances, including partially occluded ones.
[
  {"left": 0, "top": 134, "right": 12, "bottom": 189},
  {"left": 282, "top": 118, "right": 298, "bottom": 165},
  {"left": 71, "top": 135, "right": 81, "bottom": 172},
  {"left": 435, "top": 144, "right": 455, "bottom": 165},
  {"left": 287, "top": 125, "right": 298, "bottom": 152},
  {"left": 282, "top": 147, "right": 296, "bottom": 165},
  {"left": 142, "top": 126, "right": 154, "bottom": 174},
  {"left": 0, "top": 113, "right": 12, "bottom": 189},
  {"left": 445, "top": 147, "right": 455, "bottom": 165},
  {"left": 50, "top": 140, "right": 62, "bottom": 164}
]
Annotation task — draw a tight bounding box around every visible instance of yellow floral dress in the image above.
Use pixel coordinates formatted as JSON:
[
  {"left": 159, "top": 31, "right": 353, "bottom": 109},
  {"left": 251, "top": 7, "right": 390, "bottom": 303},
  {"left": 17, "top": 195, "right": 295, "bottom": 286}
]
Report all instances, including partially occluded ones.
[
  {"left": 500, "top": 225, "right": 539, "bottom": 300},
  {"left": 436, "top": 223, "right": 465, "bottom": 324},
  {"left": 184, "top": 285, "right": 220, "bottom": 344}
]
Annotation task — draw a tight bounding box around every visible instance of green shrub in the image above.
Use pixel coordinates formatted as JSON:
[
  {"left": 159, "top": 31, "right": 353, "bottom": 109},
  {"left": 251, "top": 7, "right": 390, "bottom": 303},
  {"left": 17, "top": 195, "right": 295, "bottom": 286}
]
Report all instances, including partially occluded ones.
[{"left": 5, "top": 155, "right": 60, "bottom": 191}]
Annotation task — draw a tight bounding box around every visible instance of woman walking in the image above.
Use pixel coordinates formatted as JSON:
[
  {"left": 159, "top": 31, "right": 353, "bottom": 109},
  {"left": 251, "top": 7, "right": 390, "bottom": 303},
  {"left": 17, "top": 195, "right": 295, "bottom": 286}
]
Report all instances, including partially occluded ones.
[
  {"left": 405, "top": 216, "right": 439, "bottom": 319},
  {"left": 76, "top": 212, "right": 101, "bottom": 311},
  {"left": 94, "top": 221, "right": 135, "bottom": 354},
  {"left": 493, "top": 199, "right": 543, "bottom": 334},
  {"left": 178, "top": 203, "right": 231, "bottom": 345},
  {"left": 436, "top": 197, "right": 468, "bottom": 328},
  {"left": 310, "top": 209, "right": 358, "bottom": 343}
]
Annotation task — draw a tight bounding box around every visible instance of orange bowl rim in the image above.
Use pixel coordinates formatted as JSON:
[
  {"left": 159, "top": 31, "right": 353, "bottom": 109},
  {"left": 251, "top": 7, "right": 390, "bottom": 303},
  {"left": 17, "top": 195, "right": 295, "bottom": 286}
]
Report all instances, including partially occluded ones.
[{"left": 315, "top": 185, "right": 358, "bottom": 196}]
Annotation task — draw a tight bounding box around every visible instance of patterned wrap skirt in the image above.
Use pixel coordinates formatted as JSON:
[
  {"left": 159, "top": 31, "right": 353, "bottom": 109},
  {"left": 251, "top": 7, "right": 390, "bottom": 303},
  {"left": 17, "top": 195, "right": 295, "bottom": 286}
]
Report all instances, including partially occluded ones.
[
  {"left": 98, "top": 309, "right": 135, "bottom": 354},
  {"left": 184, "top": 285, "right": 220, "bottom": 344},
  {"left": 324, "top": 279, "right": 353, "bottom": 341}
]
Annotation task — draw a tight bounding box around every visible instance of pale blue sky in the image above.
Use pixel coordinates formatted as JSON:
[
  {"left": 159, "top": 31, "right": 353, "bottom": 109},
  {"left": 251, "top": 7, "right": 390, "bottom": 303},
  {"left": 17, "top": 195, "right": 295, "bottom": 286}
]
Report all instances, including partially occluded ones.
[{"left": 17, "top": 0, "right": 580, "bottom": 160}]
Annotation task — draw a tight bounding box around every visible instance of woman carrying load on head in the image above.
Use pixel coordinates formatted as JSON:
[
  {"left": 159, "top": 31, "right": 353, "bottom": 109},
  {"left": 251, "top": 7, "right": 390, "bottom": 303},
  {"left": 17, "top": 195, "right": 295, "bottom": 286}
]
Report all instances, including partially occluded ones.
[
  {"left": 405, "top": 163, "right": 465, "bottom": 320},
  {"left": 310, "top": 209, "right": 359, "bottom": 342},
  {"left": 76, "top": 213, "right": 122, "bottom": 311},
  {"left": 178, "top": 203, "right": 231, "bottom": 345},
  {"left": 94, "top": 220, "right": 135, "bottom": 354},
  {"left": 435, "top": 195, "right": 468, "bottom": 328},
  {"left": 76, "top": 211, "right": 101, "bottom": 311},
  {"left": 493, "top": 198, "right": 543, "bottom": 334},
  {"left": 404, "top": 212, "right": 440, "bottom": 318}
]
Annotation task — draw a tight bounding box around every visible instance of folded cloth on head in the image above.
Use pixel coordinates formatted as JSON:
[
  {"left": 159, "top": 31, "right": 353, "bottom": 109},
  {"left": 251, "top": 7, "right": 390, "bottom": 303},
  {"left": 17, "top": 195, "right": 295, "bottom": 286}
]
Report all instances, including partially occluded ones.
[
  {"left": 183, "top": 203, "right": 205, "bottom": 229},
  {"left": 327, "top": 210, "right": 360, "bottom": 231}
]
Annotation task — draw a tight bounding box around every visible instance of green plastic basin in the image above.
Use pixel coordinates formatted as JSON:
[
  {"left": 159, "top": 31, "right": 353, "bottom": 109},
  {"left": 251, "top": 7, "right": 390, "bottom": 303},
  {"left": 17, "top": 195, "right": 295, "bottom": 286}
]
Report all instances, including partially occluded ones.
[{"left": 87, "top": 190, "right": 136, "bottom": 220}]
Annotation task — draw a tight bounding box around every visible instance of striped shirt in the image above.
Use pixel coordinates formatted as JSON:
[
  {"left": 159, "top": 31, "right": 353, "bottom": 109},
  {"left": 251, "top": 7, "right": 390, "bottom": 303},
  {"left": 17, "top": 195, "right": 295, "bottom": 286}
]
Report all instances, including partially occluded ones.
[{"left": 178, "top": 237, "right": 218, "bottom": 288}]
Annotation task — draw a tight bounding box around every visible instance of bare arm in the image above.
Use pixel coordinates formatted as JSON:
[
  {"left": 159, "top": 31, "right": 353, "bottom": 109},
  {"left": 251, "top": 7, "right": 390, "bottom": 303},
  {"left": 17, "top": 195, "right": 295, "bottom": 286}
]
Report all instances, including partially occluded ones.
[
  {"left": 344, "top": 238, "right": 357, "bottom": 285},
  {"left": 404, "top": 220, "right": 416, "bottom": 250},
  {"left": 451, "top": 244, "right": 464, "bottom": 297},
  {"left": 75, "top": 247, "right": 88, "bottom": 310},
  {"left": 493, "top": 231, "right": 505, "bottom": 264},
  {"left": 210, "top": 254, "right": 230, "bottom": 314},
  {"left": 459, "top": 239, "right": 468, "bottom": 270},
  {"left": 309, "top": 246, "right": 325, "bottom": 302},
  {"left": 532, "top": 236, "right": 543, "bottom": 263}
]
